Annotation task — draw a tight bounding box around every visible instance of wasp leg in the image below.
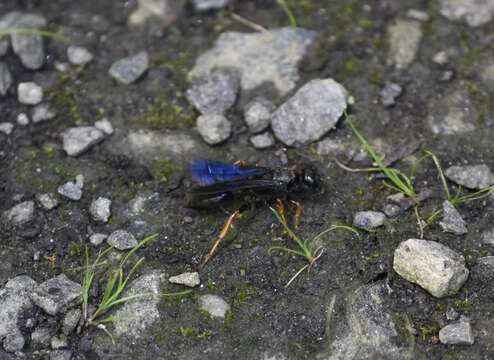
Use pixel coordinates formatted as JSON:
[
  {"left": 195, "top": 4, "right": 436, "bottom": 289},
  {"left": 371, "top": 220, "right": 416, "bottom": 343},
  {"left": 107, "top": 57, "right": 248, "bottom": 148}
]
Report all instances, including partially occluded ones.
[
  {"left": 197, "top": 209, "right": 241, "bottom": 272},
  {"left": 291, "top": 200, "right": 303, "bottom": 229},
  {"left": 276, "top": 198, "right": 287, "bottom": 226}
]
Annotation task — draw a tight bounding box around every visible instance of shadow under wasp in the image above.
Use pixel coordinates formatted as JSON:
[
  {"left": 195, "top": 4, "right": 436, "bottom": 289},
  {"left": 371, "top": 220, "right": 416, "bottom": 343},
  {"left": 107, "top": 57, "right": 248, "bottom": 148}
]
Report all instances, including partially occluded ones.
[{"left": 185, "top": 159, "right": 321, "bottom": 271}]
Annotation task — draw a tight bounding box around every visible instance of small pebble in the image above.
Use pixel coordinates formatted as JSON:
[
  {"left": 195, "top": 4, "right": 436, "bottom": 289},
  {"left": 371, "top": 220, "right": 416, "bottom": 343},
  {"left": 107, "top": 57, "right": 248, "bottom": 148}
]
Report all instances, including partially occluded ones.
[
  {"left": 36, "top": 193, "right": 59, "bottom": 210},
  {"left": 50, "top": 335, "right": 68, "bottom": 350},
  {"left": 16, "top": 113, "right": 29, "bottom": 126},
  {"left": 353, "top": 211, "right": 386, "bottom": 230},
  {"left": 18, "top": 82, "right": 43, "bottom": 105},
  {"left": 67, "top": 45, "right": 93, "bottom": 65},
  {"left": 196, "top": 113, "right": 232, "bottom": 145},
  {"left": 31, "top": 104, "right": 56, "bottom": 123},
  {"left": 57, "top": 182, "right": 82, "bottom": 201},
  {"left": 169, "top": 272, "right": 200, "bottom": 288},
  {"left": 432, "top": 51, "right": 449, "bottom": 66},
  {"left": 439, "top": 321, "right": 474, "bottom": 345},
  {"left": 89, "top": 233, "right": 107, "bottom": 246},
  {"left": 94, "top": 118, "right": 114, "bottom": 135},
  {"left": 107, "top": 230, "right": 138, "bottom": 250},
  {"left": 250, "top": 132, "right": 275, "bottom": 149},
  {"left": 109, "top": 51, "right": 149, "bottom": 85},
  {"left": 89, "top": 197, "right": 111, "bottom": 223},
  {"left": 198, "top": 294, "right": 231, "bottom": 318},
  {"left": 75, "top": 174, "right": 85, "bottom": 189},
  {"left": 406, "top": 9, "right": 430, "bottom": 22},
  {"left": 243, "top": 98, "right": 275, "bottom": 133},
  {"left": 0, "top": 122, "right": 14, "bottom": 135}
]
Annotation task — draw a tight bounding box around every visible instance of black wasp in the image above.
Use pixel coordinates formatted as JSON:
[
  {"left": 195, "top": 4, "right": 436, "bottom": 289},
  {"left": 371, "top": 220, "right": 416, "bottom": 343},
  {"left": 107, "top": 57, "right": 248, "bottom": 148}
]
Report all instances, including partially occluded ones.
[{"left": 186, "top": 160, "right": 320, "bottom": 271}]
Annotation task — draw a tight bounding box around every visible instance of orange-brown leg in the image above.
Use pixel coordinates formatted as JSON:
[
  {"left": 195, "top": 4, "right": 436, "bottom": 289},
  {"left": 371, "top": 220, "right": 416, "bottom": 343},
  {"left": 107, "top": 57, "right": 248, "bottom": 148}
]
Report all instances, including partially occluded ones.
[
  {"left": 276, "top": 198, "right": 287, "bottom": 226},
  {"left": 291, "top": 200, "right": 303, "bottom": 229},
  {"left": 197, "top": 210, "right": 241, "bottom": 272},
  {"left": 233, "top": 160, "right": 249, "bottom": 166}
]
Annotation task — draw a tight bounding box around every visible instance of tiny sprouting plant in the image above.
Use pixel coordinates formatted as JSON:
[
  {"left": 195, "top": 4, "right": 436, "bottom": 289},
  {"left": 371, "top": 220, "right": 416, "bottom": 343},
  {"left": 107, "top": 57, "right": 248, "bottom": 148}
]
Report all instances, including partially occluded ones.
[
  {"left": 80, "top": 234, "right": 191, "bottom": 343},
  {"left": 269, "top": 207, "right": 358, "bottom": 288}
]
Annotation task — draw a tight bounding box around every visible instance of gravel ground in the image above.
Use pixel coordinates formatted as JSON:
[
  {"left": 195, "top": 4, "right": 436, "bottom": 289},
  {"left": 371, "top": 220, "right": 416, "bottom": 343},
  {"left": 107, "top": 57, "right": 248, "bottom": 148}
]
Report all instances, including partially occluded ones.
[{"left": 1, "top": 0, "right": 494, "bottom": 359}]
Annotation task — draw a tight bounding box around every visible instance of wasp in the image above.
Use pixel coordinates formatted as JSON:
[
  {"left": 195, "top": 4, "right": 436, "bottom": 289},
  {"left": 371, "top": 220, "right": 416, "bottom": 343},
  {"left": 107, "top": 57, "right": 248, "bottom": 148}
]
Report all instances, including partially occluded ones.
[{"left": 186, "top": 160, "right": 320, "bottom": 271}]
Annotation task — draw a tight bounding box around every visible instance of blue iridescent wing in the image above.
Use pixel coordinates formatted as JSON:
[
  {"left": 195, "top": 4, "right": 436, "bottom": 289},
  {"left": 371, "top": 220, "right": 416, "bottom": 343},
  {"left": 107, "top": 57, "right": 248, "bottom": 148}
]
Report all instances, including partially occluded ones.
[{"left": 190, "top": 160, "right": 267, "bottom": 186}]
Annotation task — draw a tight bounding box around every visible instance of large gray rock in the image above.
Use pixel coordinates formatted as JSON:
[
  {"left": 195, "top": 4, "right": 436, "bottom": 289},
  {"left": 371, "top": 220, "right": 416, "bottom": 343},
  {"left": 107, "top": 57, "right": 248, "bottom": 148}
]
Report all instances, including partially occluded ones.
[
  {"left": 196, "top": 113, "right": 232, "bottom": 145},
  {"left": 271, "top": 78, "right": 347, "bottom": 146},
  {"left": 10, "top": 13, "right": 47, "bottom": 70},
  {"left": 0, "top": 62, "right": 13, "bottom": 96},
  {"left": 189, "top": 27, "right": 316, "bottom": 95},
  {"left": 439, "top": 320, "right": 475, "bottom": 345},
  {"left": 393, "top": 239, "right": 469, "bottom": 298},
  {"left": 62, "top": 126, "right": 105, "bottom": 156},
  {"left": 440, "top": 0, "right": 494, "bottom": 27},
  {"left": 387, "top": 20, "right": 423, "bottom": 69},
  {"left": 439, "top": 200, "right": 468, "bottom": 235},
  {"left": 326, "top": 281, "right": 409, "bottom": 359},
  {"left": 30, "top": 274, "right": 82, "bottom": 315},
  {"left": 186, "top": 68, "right": 239, "bottom": 115},
  {"left": 3, "top": 201, "right": 34, "bottom": 226},
  {"left": 198, "top": 294, "right": 231, "bottom": 318},
  {"left": 109, "top": 51, "right": 149, "bottom": 85},
  {"left": 113, "top": 270, "right": 164, "bottom": 338},
  {"left": 445, "top": 164, "right": 494, "bottom": 190},
  {"left": 0, "top": 276, "right": 37, "bottom": 352}
]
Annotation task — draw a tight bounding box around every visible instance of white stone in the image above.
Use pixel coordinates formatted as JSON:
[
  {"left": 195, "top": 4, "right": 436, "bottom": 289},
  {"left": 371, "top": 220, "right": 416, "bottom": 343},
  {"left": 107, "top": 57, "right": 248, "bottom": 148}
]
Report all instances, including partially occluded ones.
[{"left": 18, "top": 82, "right": 43, "bottom": 105}]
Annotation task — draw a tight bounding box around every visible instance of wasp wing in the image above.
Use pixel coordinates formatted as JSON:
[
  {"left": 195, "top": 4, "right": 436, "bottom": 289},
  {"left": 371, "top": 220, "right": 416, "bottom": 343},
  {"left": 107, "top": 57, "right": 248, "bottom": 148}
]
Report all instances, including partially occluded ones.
[{"left": 190, "top": 160, "right": 269, "bottom": 186}]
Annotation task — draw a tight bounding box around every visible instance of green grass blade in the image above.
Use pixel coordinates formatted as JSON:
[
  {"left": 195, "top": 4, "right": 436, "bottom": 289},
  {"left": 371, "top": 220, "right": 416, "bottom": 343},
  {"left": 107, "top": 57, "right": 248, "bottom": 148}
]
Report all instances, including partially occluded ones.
[
  {"left": 0, "top": 28, "right": 69, "bottom": 42},
  {"left": 424, "top": 150, "right": 451, "bottom": 200},
  {"left": 275, "top": 0, "right": 297, "bottom": 28},
  {"left": 120, "top": 234, "right": 158, "bottom": 267},
  {"left": 285, "top": 264, "right": 309, "bottom": 288},
  {"left": 268, "top": 246, "right": 307, "bottom": 259}
]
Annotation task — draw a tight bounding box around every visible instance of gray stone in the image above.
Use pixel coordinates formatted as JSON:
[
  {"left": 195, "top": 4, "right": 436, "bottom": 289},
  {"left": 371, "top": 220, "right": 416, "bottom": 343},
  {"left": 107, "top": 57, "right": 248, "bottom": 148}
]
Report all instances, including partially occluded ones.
[
  {"left": 0, "top": 276, "right": 37, "bottom": 349},
  {"left": 393, "top": 239, "right": 469, "bottom": 298},
  {"left": 36, "top": 193, "right": 59, "bottom": 210},
  {"left": 30, "top": 274, "right": 82, "bottom": 315},
  {"left": 107, "top": 230, "right": 138, "bottom": 250},
  {"left": 439, "top": 201, "right": 468, "bottom": 235},
  {"left": 94, "top": 118, "right": 114, "bottom": 135},
  {"left": 186, "top": 68, "right": 239, "bottom": 115},
  {"left": 57, "top": 182, "right": 82, "bottom": 201},
  {"left": 109, "top": 51, "right": 149, "bottom": 85},
  {"left": 271, "top": 78, "right": 348, "bottom": 146},
  {"left": 481, "top": 63, "right": 494, "bottom": 92},
  {"left": 244, "top": 98, "right": 275, "bottom": 133},
  {"left": 4, "top": 201, "right": 34, "bottom": 226},
  {"left": 445, "top": 164, "right": 494, "bottom": 190},
  {"left": 67, "top": 45, "right": 93, "bottom": 65},
  {"left": 18, "top": 82, "right": 43, "bottom": 105},
  {"left": 379, "top": 82, "right": 403, "bottom": 107},
  {"left": 16, "top": 113, "right": 29, "bottom": 126},
  {"left": 406, "top": 9, "right": 430, "bottom": 22},
  {"left": 189, "top": 27, "right": 316, "bottom": 95},
  {"left": 75, "top": 174, "right": 84, "bottom": 189},
  {"left": 3, "top": 330, "right": 25, "bottom": 352},
  {"left": 89, "top": 197, "right": 111, "bottom": 223},
  {"left": 481, "top": 229, "right": 494, "bottom": 246},
  {"left": 31, "top": 103, "right": 56, "bottom": 123},
  {"left": 353, "top": 211, "right": 386, "bottom": 230},
  {"left": 439, "top": 321, "right": 474, "bottom": 345},
  {"left": 250, "top": 132, "right": 275, "bottom": 149},
  {"left": 383, "top": 203, "right": 403, "bottom": 218},
  {"left": 196, "top": 113, "right": 232, "bottom": 145},
  {"left": 113, "top": 270, "right": 164, "bottom": 338},
  {"left": 128, "top": 0, "right": 179, "bottom": 26},
  {"left": 168, "top": 272, "right": 200, "bottom": 288},
  {"left": 31, "top": 326, "right": 52, "bottom": 348},
  {"left": 199, "top": 294, "right": 231, "bottom": 318},
  {"left": 427, "top": 89, "right": 476, "bottom": 135},
  {"left": 433, "top": 51, "right": 449, "bottom": 66},
  {"left": 50, "top": 335, "right": 68, "bottom": 350},
  {"left": 62, "top": 309, "right": 81, "bottom": 335},
  {"left": 192, "top": 0, "right": 231, "bottom": 11},
  {"left": 0, "top": 62, "right": 13, "bottom": 96},
  {"left": 10, "top": 13, "right": 47, "bottom": 70},
  {"left": 0, "top": 122, "right": 14, "bottom": 135},
  {"left": 62, "top": 126, "right": 105, "bottom": 156},
  {"left": 387, "top": 20, "right": 423, "bottom": 69},
  {"left": 89, "top": 233, "right": 107, "bottom": 246},
  {"left": 316, "top": 137, "right": 356, "bottom": 160},
  {"left": 49, "top": 350, "right": 73, "bottom": 360},
  {"left": 440, "top": 0, "right": 494, "bottom": 27},
  {"left": 327, "top": 281, "right": 408, "bottom": 359}
]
